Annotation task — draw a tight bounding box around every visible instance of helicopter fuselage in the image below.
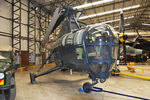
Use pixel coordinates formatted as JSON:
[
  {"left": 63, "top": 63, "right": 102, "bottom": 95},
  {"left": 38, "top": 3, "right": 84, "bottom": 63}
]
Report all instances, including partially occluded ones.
[{"left": 48, "top": 23, "right": 118, "bottom": 82}]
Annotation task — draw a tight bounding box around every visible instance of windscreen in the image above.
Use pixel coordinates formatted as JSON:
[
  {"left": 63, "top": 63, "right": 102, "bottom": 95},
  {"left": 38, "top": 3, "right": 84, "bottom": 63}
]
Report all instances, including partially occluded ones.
[
  {"left": 85, "top": 25, "right": 118, "bottom": 78},
  {"left": 86, "top": 26, "right": 116, "bottom": 60},
  {"left": 87, "top": 45, "right": 109, "bottom": 60}
]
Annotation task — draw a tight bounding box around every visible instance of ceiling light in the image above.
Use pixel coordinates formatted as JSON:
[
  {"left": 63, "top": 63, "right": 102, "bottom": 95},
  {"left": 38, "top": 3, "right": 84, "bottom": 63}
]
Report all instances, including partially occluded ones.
[
  {"left": 101, "top": 16, "right": 134, "bottom": 24},
  {"left": 73, "top": 0, "right": 113, "bottom": 9},
  {"left": 142, "top": 23, "right": 150, "bottom": 26},
  {"left": 79, "top": 5, "right": 140, "bottom": 20},
  {"left": 113, "top": 24, "right": 130, "bottom": 28}
]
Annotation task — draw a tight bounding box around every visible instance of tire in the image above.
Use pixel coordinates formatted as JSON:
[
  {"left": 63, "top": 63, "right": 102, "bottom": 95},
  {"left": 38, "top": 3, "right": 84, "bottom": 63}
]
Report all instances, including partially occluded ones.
[
  {"left": 5, "top": 77, "right": 16, "bottom": 100},
  {"left": 9, "top": 77, "right": 16, "bottom": 100},
  {"left": 83, "top": 82, "right": 92, "bottom": 93}
]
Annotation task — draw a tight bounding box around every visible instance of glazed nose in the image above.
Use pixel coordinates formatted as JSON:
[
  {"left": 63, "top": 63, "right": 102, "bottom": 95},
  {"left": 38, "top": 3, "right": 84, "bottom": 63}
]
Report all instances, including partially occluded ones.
[
  {"left": 90, "top": 63, "right": 108, "bottom": 74},
  {"left": 95, "top": 36, "right": 107, "bottom": 42}
]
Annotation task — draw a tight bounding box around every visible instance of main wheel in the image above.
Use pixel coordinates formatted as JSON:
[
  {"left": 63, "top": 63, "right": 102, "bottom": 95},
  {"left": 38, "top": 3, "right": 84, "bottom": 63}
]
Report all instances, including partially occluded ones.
[
  {"left": 100, "top": 79, "right": 106, "bottom": 83},
  {"left": 83, "top": 82, "right": 92, "bottom": 93}
]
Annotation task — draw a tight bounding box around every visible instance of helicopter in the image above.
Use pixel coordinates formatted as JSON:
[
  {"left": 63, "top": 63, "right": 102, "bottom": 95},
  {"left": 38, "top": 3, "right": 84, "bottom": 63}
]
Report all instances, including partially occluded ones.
[{"left": 30, "top": 6, "right": 126, "bottom": 93}]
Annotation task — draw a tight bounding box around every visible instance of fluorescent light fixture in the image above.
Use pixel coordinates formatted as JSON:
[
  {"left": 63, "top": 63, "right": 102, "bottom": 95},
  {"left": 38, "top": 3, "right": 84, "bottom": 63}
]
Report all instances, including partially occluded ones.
[
  {"left": 101, "top": 16, "right": 134, "bottom": 24},
  {"left": 113, "top": 24, "right": 130, "bottom": 28},
  {"left": 142, "top": 23, "right": 150, "bottom": 26},
  {"left": 79, "top": 5, "right": 140, "bottom": 20},
  {"left": 73, "top": 0, "right": 113, "bottom": 9}
]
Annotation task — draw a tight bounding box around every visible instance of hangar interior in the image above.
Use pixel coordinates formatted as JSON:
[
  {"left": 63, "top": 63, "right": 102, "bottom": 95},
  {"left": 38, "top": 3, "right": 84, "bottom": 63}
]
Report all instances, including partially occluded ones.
[{"left": 0, "top": 0, "right": 150, "bottom": 100}]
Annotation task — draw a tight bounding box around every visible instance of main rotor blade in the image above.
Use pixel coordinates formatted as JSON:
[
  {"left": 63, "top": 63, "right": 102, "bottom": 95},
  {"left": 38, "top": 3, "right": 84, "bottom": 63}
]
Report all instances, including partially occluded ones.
[
  {"left": 41, "top": 7, "right": 66, "bottom": 46},
  {"left": 119, "top": 11, "right": 124, "bottom": 33}
]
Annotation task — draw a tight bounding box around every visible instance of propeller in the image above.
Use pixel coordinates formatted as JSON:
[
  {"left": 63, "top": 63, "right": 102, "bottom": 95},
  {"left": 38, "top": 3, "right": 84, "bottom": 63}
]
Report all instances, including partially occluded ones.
[
  {"left": 119, "top": 11, "right": 124, "bottom": 33},
  {"left": 118, "top": 10, "right": 127, "bottom": 64}
]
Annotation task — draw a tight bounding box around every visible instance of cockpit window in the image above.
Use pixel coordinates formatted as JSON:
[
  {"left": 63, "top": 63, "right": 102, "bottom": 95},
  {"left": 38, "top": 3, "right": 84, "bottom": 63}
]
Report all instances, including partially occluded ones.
[
  {"left": 66, "top": 34, "right": 74, "bottom": 45},
  {"left": 86, "top": 27, "right": 110, "bottom": 43},
  {"left": 62, "top": 34, "right": 68, "bottom": 46},
  {"left": 61, "top": 33, "right": 75, "bottom": 46},
  {"left": 85, "top": 25, "right": 118, "bottom": 60},
  {"left": 74, "top": 30, "right": 84, "bottom": 45},
  {"left": 76, "top": 48, "right": 84, "bottom": 60},
  {"left": 87, "top": 45, "right": 109, "bottom": 60},
  {"left": 112, "top": 46, "right": 118, "bottom": 59},
  {"left": 86, "top": 28, "right": 98, "bottom": 43}
]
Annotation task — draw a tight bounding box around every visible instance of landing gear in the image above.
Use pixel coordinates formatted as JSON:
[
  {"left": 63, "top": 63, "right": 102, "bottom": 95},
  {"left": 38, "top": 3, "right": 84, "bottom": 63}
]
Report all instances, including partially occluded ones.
[
  {"left": 82, "top": 82, "right": 92, "bottom": 93},
  {"left": 82, "top": 78, "right": 98, "bottom": 93},
  {"left": 30, "top": 67, "right": 61, "bottom": 84},
  {"left": 100, "top": 78, "right": 106, "bottom": 83},
  {"left": 30, "top": 50, "right": 62, "bottom": 84},
  {"left": 30, "top": 73, "right": 37, "bottom": 84},
  {"left": 82, "top": 80, "right": 102, "bottom": 93},
  {"left": 83, "top": 73, "right": 107, "bottom": 93}
]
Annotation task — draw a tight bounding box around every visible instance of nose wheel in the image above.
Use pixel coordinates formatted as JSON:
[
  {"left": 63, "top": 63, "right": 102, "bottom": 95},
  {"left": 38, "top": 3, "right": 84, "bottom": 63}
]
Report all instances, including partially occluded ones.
[
  {"left": 82, "top": 82, "right": 92, "bottom": 93},
  {"left": 100, "top": 78, "right": 106, "bottom": 83}
]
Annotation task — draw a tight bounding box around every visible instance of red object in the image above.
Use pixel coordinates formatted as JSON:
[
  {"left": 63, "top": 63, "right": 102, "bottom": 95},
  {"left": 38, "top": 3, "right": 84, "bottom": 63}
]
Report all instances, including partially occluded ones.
[
  {"left": 0, "top": 79, "right": 3, "bottom": 82},
  {"left": 16, "top": 51, "right": 29, "bottom": 66},
  {"left": 126, "top": 55, "right": 133, "bottom": 61},
  {"left": 9, "top": 72, "right": 12, "bottom": 75}
]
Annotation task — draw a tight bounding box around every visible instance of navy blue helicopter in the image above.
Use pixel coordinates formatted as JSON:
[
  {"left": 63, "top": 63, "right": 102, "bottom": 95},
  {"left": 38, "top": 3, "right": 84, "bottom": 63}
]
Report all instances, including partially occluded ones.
[{"left": 30, "top": 6, "right": 125, "bottom": 93}]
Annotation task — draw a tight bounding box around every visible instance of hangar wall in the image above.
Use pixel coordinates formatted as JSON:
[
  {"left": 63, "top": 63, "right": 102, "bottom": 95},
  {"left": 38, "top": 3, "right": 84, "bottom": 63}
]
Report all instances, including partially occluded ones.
[
  {"left": 20, "top": 0, "right": 28, "bottom": 51},
  {"left": 0, "top": 1, "right": 11, "bottom": 46},
  {"left": 1, "top": 0, "right": 149, "bottom": 65},
  {"left": 0, "top": 0, "right": 28, "bottom": 49},
  {"left": 0, "top": 0, "right": 51, "bottom": 65}
]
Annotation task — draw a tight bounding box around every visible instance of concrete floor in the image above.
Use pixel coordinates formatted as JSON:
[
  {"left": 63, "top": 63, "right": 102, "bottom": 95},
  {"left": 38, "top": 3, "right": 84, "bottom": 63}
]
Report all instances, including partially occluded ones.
[{"left": 15, "top": 65, "right": 150, "bottom": 100}]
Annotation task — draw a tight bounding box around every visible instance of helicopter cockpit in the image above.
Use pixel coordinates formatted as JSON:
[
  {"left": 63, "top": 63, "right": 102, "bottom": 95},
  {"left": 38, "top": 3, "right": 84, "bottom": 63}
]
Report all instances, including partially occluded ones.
[{"left": 84, "top": 24, "right": 118, "bottom": 82}]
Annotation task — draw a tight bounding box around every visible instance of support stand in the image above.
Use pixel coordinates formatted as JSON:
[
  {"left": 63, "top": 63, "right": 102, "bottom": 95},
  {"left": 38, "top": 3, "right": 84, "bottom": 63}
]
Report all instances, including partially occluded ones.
[{"left": 30, "top": 50, "right": 61, "bottom": 84}]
